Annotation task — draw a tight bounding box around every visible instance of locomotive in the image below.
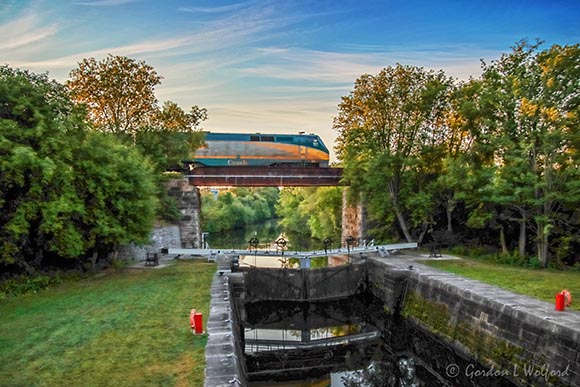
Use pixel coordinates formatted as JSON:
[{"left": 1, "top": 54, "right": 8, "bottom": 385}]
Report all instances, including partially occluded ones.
[{"left": 191, "top": 132, "right": 330, "bottom": 167}]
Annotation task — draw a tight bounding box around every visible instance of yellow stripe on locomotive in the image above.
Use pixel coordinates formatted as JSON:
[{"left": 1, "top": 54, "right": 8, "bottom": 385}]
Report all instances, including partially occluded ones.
[{"left": 192, "top": 132, "right": 330, "bottom": 167}]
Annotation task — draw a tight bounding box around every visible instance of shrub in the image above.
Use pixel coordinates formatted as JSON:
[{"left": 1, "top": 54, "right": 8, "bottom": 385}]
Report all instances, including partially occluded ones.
[{"left": 0, "top": 274, "right": 63, "bottom": 299}]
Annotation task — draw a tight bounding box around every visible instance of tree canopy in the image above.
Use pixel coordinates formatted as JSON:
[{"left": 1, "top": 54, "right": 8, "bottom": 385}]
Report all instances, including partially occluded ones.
[
  {"left": 67, "top": 54, "right": 206, "bottom": 172},
  {"left": 334, "top": 41, "right": 580, "bottom": 268},
  {"left": 0, "top": 66, "right": 158, "bottom": 275},
  {"left": 67, "top": 55, "right": 207, "bottom": 222},
  {"left": 334, "top": 64, "right": 453, "bottom": 243}
]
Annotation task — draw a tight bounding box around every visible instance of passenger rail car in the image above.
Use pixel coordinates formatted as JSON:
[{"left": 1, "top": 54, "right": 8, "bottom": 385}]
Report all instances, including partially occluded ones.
[{"left": 191, "top": 132, "right": 330, "bottom": 167}]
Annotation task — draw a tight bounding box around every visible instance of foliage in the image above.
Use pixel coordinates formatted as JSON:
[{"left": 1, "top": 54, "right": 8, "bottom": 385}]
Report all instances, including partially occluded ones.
[
  {"left": 136, "top": 100, "right": 207, "bottom": 172},
  {"left": 334, "top": 64, "right": 453, "bottom": 243},
  {"left": 201, "top": 188, "right": 280, "bottom": 233},
  {"left": 0, "top": 66, "right": 85, "bottom": 272},
  {"left": 468, "top": 41, "right": 580, "bottom": 267},
  {"left": 67, "top": 55, "right": 207, "bottom": 169},
  {"left": 72, "top": 132, "right": 158, "bottom": 256},
  {"left": 0, "top": 66, "right": 158, "bottom": 276},
  {"left": 334, "top": 41, "right": 580, "bottom": 268},
  {"left": 0, "top": 274, "right": 64, "bottom": 299},
  {"left": 67, "top": 55, "right": 208, "bottom": 222},
  {"left": 276, "top": 187, "right": 343, "bottom": 241},
  {"left": 0, "top": 261, "right": 215, "bottom": 387},
  {"left": 276, "top": 188, "right": 311, "bottom": 237},
  {"left": 67, "top": 55, "right": 162, "bottom": 139}
]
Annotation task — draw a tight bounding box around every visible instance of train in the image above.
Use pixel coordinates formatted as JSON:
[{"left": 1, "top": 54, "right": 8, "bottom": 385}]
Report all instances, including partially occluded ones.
[{"left": 190, "top": 132, "right": 330, "bottom": 167}]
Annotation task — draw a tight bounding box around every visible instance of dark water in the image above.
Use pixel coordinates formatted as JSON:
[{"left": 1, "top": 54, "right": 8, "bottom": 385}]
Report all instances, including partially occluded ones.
[
  {"left": 205, "top": 219, "right": 340, "bottom": 252},
  {"left": 240, "top": 294, "right": 518, "bottom": 387},
  {"left": 220, "top": 224, "right": 520, "bottom": 386}
]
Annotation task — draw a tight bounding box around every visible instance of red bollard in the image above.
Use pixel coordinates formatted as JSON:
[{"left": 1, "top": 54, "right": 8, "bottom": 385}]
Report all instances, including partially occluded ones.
[
  {"left": 194, "top": 312, "right": 204, "bottom": 334},
  {"left": 189, "top": 309, "right": 196, "bottom": 331},
  {"left": 555, "top": 293, "right": 565, "bottom": 311}
]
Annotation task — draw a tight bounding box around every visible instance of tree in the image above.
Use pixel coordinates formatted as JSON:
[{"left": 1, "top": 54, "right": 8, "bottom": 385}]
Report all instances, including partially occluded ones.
[
  {"left": 473, "top": 41, "right": 580, "bottom": 267},
  {"left": 276, "top": 188, "right": 311, "bottom": 238},
  {"left": 201, "top": 188, "right": 280, "bottom": 234},
  {"left": 67, "top": 55, "right": 162, "bottom": 140},
  {"left": 68, "top": 55, "right": 208, "bottom": 223},
  {"left": 72, "top": 132, "right": 158, "bottom": 271},
  {"left": 136, "top": 101, "right": 206, "bottom": 172},
  {"left": 0, "top": 66, "right": 158, "bottom": 275},
  {"left": 274, "top": 187, "right": 343, "bottom": 242},
  {"left": 300, "top": 187, "right": 343, "bottom": 240},
  {"left": 0, "top": 66, "right": 86, "bottom": 273},
  {"left": 334, "top": 64, "right": 453, "bottom": 242}
]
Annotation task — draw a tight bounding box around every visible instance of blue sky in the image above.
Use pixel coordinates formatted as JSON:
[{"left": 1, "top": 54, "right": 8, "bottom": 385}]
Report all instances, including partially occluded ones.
[{"left": 2, "top": 0, "right": 580, "bottom": 160}]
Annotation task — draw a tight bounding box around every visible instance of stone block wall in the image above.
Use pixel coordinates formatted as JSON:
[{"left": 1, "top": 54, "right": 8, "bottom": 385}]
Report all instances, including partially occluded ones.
[
  {"left": 167, "top": 179, "right": 202, "bottom": 248},
  {"left": 341, "top": 188, "right": 365, "bottom": 246},
  {"left": 366, "top": 260, "right": 411, "bottom": 313},
  {"left": 117, "top": 225, "right": 181, "bottom": 261},
  {"left": 368, "top": 258, "right": 580, "bottom": 387},
  {"left": 404, "top": 274, "right": 580, "bottom": 386}
]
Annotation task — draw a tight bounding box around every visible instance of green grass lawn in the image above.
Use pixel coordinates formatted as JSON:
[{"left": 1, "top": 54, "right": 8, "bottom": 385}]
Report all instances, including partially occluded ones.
[
  {"left": 0, "top": 260, "right": 216, "bottom": 387},
  {"left": 422, "top": 258, "right": 580, "bottom": 311}
]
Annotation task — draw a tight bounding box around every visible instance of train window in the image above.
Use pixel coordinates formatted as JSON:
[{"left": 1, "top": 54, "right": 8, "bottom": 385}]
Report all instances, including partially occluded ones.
[
  {"left": 261, "top": 136, "right": 274, "bottom": 142},
  {"left": 250, "top": 135, "right": 260, "bottom": 141},
  {"left": 313, "top": 139, "right": 318, "bottom": 146}
]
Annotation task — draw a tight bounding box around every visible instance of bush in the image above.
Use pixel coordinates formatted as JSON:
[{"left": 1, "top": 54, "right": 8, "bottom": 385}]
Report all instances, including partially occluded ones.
[{"left": 0, "top": 274, "right": 63, "bottom": 299}]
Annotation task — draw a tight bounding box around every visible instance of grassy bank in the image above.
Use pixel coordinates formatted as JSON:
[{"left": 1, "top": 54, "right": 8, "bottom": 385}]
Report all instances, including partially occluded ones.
[
  {"left": 422, "top": 258, "right": 580, "bottom": 311},
  {"left": 0, "top": 260, "right": 216, "bottom": 387}
]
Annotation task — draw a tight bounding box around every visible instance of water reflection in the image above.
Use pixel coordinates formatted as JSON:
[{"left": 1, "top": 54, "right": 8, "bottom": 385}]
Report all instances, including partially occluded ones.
[
  {"left": 241, "top": 293, "right": 518, "bottom": 387},
  {"left": 205, "top": 219, "right": 340, "bottom": 252}
]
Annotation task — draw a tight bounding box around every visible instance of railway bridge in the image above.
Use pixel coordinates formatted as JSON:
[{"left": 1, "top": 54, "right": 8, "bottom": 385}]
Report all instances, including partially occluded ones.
[{"left": 185, "top": 166, "right": 343, "bottom": 187}]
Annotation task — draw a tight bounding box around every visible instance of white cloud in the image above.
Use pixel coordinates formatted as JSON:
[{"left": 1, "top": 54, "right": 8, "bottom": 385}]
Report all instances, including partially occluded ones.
[
  {"left": 177, "top": 0, "right": 263, "bottom": 14},
  {"left": 0, "top": 12, "right": 58, "bottom": 50},
  {"left": 75, "top": 0, "right": 139, "bottom": 6}
]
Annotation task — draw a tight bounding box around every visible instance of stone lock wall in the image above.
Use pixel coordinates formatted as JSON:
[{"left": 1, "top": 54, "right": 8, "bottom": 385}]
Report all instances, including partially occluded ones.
[{"left": 368, "top": 258, "right": 580, "bottom": 387}]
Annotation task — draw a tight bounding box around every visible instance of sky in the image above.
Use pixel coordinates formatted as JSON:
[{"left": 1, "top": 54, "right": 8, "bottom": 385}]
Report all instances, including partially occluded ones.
[{"left": 2, "top": 0, "right": 580, "bottom": 161}]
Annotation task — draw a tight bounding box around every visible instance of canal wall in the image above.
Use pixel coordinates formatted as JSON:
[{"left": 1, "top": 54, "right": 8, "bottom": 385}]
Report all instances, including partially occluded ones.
[
  {"left": 368, "top": 257, "right": 580, "bottom": 387},
  {"left": 205, "top": 272, "right": 246, "bottom": 387}
]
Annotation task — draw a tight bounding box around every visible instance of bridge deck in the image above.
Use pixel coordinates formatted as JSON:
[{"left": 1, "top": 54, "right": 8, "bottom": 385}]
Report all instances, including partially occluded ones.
[{"left": 186, "top": 166, "right": 343, "bottom": 186}]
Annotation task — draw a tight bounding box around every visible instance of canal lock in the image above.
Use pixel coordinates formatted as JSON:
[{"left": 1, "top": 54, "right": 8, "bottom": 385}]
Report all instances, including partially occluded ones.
[{"left": 206, "top": 256, "right": 522, "bottom": 387}]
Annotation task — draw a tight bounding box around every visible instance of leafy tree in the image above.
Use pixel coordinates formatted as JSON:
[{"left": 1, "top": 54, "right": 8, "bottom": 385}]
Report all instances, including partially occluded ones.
[
  {"left": 300, "top": 187, "right": 343, "bottom": 240},
  {"left": 334, "top": 64, "right": 453, "bottom": 242},
  {"left": 276, "top": 188, "right": 311, "bottom": 238},
  {"left": 67, "top": 55, "right": 207, "bottom": 160},
  {"left": 275, "top": 187, "right": 343, "bottom": 242},
  {"left": 0, "top": 66, "right": 86, "bottom": 273},
  {"left": 136, "top": 101, "right": 206, "bottom": 172},
  {"left": 68, "top": 55, "right": 208, "bottom": 223},
  {"left": 72, "top": 132, "right": 158, "bottom": 270},
  {"left": 473, "top": 41, "right": 580, "bottom": 267},
  {"left": 67, "top": 55, "right": 162, "bottom": 140},
  {"left": 0, "top": 66, "right": 158, "bottom": 275},
  {"left": 201, "top": 188, "right": 280, "bottom": 233}
]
